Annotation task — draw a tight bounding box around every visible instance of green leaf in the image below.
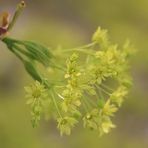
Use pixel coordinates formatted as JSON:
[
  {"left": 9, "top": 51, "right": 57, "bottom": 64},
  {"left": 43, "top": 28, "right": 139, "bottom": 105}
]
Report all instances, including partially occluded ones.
[{"left": 23, "top": 60, "right": 42, "bottom": 82}]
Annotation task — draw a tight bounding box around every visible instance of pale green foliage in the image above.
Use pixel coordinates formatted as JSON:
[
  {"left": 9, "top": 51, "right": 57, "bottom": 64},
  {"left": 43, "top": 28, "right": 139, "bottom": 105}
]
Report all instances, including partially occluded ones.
[{"left": 3, "top": 26, "right": 135, "bottom": 136}]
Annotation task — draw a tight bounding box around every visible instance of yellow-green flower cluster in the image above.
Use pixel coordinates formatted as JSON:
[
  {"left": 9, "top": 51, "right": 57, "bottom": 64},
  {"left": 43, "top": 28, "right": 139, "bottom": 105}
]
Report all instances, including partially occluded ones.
[
  {"left": 61, "top": 53, "right": 82, "bottom": 113},
  {"left": 1, "top": 2, "right": 135, "bottom": 137},
  {"left": 83, "top": 98, "right": 119, "bottom": 136},
  {"left": 92, "top": 27, "right": 109, "bottom": 49},
  {"left": 25, "top": 81, "right": 48, "bottom": 127},
  {"left": 88, "top": 45, "right": 129, "bottom": 85},
  {"left": 110, "top": 86, "right": 128, "bottom": 107},
  {"left": 57, "top": 116, "right": 78, "bottom": 136},
  {"left": 57, "top": 53, "right": 82, "bottom": 135},
  {"left": 23, "top": 27, "right": 135, "bottom": 136}
]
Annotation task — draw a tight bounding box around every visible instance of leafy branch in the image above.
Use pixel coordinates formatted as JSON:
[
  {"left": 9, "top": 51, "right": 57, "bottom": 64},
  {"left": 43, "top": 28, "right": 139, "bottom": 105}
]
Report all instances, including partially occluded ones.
[{"left": 0, "top": 1, "right": 136, "bottom": 136}]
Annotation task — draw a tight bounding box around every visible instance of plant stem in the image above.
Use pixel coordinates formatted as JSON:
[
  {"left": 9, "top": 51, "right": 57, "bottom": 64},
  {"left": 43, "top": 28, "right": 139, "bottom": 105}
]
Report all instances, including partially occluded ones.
[
  {"left": 50, "top": 90, "right": 62, "bottom": 118},
  {"left": 85, "top": 92, "right": 97, "bottom": 107},
  {"left": 82, "top": 96, "right": 91, "bottom": 111},
  {"left": 96, "top": 84, "right": 110, "bottom": 95},
  {"left": 7, "top": 1, "right": 26, "bottom": 32},
  {"left": 101, "top": 83, "right": 114, "bottom": 92},
  {"left": 61, "top": 42, "right": 96, "bottom": 55}
]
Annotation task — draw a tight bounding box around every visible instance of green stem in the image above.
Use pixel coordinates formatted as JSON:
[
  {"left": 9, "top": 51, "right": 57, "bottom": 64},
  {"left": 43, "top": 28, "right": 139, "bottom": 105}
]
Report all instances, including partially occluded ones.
[
  {"left": 13, "top": 44, "right": 33, "bottom": 60},
  {"left": 96, "top": 85, "right": 110, "bottom": 95},
  {"left": 7, "top": 1, "right": 26, "bottom": 32},
  {"left": 85, "top": 92, "right": 97, "bottom": 108},
  {"left": 61, "top": 42, "right": 96, "bottom": 55},
  {"left": 96, "top": 84, "right": 104, "bottom": 100},
  {"left": 82, "top": 96, "right": 91, "bottom": 112},
  {"left": 7, "top": 44, "right": 24, "bottom": 62},
  {"left": 50, "top": 90, "right": 62, "bottom": 118},
  {"left": 95, "top": 87, "right": 101, "bottom": 102},
  {"left": 101, "top": 83, "right": 114, "bottom": 92}
]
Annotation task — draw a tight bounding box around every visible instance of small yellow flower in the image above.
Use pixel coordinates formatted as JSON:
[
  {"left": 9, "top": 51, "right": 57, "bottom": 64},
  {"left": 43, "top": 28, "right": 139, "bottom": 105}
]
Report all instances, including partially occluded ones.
[
  {"left": 101, "top": 118, "right": 116, "bottom": 134},
  {"left": 24, "top": 81, "right": 48, "bottom": 127},
  {"left": 92, "top": 27, "right": 109, "bottom": 47},
  {"left": 110, "top": 86, "right": 128, "bottom": 107},
  {"left": 25, "top": 81, "right": 47, "bottom": 100},
  {"left": 57, "top": 117, "right": 78, "bottom": 136},
  {"left": 102, "top": 100, "right": 118, "bottom": 117}
]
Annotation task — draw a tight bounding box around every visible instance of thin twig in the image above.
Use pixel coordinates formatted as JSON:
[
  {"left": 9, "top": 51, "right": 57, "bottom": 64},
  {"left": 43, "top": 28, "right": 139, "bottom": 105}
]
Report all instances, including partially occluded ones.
[{"left": 7, "top": 1, "right": 26, "bottom": 32}]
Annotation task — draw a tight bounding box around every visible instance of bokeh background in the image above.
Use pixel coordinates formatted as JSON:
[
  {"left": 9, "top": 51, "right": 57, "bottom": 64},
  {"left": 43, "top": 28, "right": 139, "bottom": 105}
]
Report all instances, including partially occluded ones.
[{"left": 0, "top": 0, "right": 148, "bottom": 148}]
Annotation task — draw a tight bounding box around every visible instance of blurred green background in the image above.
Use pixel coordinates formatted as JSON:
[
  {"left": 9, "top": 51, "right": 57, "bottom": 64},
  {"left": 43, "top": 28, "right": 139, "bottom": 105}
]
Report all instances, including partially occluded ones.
[{"left": 0, "top": 0, "right": 148, "bottom": 148}]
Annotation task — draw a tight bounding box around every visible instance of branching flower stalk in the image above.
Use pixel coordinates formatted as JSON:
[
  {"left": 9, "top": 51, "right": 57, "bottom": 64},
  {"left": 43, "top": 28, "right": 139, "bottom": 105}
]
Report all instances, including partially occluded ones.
[{"left": 0, "top": 1, "right": 136, "bottom": 136}]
